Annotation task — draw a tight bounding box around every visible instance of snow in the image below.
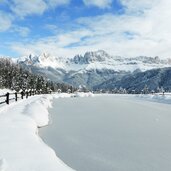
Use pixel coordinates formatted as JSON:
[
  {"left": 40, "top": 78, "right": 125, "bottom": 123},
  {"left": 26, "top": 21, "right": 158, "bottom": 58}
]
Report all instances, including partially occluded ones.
[
  {"left": 15, "top": 51, "right": 171, "bottom": 73},
  {"left": 0, "top": 89, "right": 15, "bottom": 95},
  {"left": 40, "top": 94, "right": 171, "bottom": 171},
  {"left": 0, "top": 89, "right": 16, "bottom": 107},
  {"left": 0, "top": 92, "right": 76, "bottom": 171},
  {"left": 24, "top": 96, "right": 53, "bottom": 127},
  {"left": 136, "top": 93, "right": 171, "bottom": 104},
  {"left": 0, "top": 159, "right": 7, "bottom": 171},
  {"left": 74, "top": 92, "right": 94, "bottom": 97},
  {"left": 1, "top": 90, "right": 171, "bottom": 171}
]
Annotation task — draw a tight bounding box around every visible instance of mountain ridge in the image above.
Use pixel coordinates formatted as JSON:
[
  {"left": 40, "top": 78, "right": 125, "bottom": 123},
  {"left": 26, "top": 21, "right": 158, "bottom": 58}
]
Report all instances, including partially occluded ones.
[
  {"left": 94, "top": 67, "right": 171, "bottom": 93},
  {"left": 2, "top": 50, "right": 171, "bottom": 90},
  {"left": 15, "top": 50, "right": 171, "bottom": 72}
]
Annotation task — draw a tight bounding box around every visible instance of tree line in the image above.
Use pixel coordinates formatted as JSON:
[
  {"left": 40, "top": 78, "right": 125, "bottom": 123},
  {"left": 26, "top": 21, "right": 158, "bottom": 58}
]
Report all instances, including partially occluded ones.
[{"left": 0, "top": 58, "right": 76, "bottom": 93}]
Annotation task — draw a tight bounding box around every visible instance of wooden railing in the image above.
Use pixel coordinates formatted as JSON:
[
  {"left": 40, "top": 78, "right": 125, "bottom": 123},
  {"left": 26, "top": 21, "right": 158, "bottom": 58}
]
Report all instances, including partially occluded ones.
[{"left": 0, "top": 90, "right": 52, "bottom": 105}]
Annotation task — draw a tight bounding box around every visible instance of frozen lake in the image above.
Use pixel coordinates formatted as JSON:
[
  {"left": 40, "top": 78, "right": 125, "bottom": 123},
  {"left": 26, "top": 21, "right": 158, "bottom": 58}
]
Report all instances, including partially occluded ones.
[{"left": 39, "top": 95, "right": 171, "bottom": 171}]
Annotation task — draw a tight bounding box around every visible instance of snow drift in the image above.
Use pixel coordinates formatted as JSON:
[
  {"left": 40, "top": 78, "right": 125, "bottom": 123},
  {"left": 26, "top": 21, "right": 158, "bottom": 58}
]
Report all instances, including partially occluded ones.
[{"left": 0, "top": 93, "right": 75, "bottom": 171}]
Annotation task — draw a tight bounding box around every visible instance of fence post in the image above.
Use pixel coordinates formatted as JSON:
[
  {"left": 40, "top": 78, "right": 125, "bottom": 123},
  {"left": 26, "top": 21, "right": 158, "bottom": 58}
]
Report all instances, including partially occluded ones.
[
  {"left": 26, "top": 91, "right": 28, "bottom": 98},
  {"left": 6, "top": 92, "right": 9, "bottom": 105},
  {"left": 15, "top": 92, "right": 17, "bottom": 101},
  {"left": 21, "top": 91, "right": 24, "bottom": 99}
]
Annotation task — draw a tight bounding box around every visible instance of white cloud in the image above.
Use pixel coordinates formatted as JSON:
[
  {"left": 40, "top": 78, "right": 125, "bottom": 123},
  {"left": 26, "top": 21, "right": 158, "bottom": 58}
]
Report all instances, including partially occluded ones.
[
  {"left": 120, "top": 0, "right": 160, "bottom": 12},
  {"left": 11, "top": 26, "right": 30, "bottom": 37},
  {"left": 10, "top": 0, "right": 171, "bottom": 59},
  {"left": 10, "top": 0, "right": 47, "bottom": 18},
  {"left": 10, "top": 29, "right": 93, "bottom": 57},
  {"left": 0, "top": 11, "right": 12, "bottom": 31},
  {"left": 8, "top": 0, "right": 71, "bottom": 18},
  {"left": 0, "top": 0, "right": 71, "bottom": 32},
  {"left": 75, "top": 0, "right": 171, "bottom": 58},
  {"left": 83, "top": 0, "right": 113, "bottom": 8},
  {"left": 46, "top": 0, "right": 70, "bottom": 8},
  {"left": 45, "top": 24, "right": 59, "bottom": 33}
]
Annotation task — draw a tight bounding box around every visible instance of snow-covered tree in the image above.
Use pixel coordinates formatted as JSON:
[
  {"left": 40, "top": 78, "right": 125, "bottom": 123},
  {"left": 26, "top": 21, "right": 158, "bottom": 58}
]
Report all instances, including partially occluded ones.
[{"left": 0, "top": 57, "right": 76, "bottom": 93}]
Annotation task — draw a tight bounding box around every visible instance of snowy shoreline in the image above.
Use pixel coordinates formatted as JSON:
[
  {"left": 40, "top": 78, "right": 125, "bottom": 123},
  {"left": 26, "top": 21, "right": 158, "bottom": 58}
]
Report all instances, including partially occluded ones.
[
  {"left": 136, "top": 93, "right": 171, "bottom": 104},
  {"left": 0, "top": 91, "right": 171, "bottom": 171},
  {"left": 0, "top": 93, "right": 77, "bottom": 171},
  {"left": 40, "top": 94, "right": 171, "bottom": 171}
]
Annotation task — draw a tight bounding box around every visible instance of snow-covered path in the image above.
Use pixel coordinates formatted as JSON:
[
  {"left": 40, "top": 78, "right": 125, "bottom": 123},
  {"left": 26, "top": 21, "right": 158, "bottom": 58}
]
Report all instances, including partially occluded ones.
[
  {"left": 40, "top": 95, "right": 171, "bottom": 171},
  {"left": 0, "top": 94, "right": 75, "bottom": 171}
]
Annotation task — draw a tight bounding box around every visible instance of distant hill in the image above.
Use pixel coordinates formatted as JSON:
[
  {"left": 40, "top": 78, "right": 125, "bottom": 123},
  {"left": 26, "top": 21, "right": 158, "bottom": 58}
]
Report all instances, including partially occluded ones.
[{"left": 94, "top": 67, "right": 171, "bottom": 93}]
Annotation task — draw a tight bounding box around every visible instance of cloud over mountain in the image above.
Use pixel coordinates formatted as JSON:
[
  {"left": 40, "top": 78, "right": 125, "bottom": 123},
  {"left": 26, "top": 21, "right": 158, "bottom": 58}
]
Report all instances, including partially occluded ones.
[{"left": 0, "top": 0, "right": 171, "bottom": 58}]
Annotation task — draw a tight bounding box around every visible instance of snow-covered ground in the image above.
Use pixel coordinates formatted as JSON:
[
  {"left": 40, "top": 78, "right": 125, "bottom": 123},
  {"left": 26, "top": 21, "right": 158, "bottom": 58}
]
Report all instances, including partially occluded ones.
[
  {"left": 136, "top": 93, "right": 171, "bottom": 104},
  {"left": 0, "top": 92, "right": 76, "bottom": 171},
  {"left": 0, "top": 91, "right": 171, "bottom": 171},
  {"left": 0, "top": 89, "right": 15, "bottom": 95},
  {"left": 40, "top": 94, "right": 171, "bottom": 171},
  {"left": 0, "top": 89, "right": 16, "bottom": 108}
]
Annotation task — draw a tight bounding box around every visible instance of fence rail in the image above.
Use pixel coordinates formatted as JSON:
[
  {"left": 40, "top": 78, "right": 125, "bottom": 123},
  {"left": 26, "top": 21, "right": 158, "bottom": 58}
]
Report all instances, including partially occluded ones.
[{"left": 0, "top": 90, "right": 52, "bottom": 105}]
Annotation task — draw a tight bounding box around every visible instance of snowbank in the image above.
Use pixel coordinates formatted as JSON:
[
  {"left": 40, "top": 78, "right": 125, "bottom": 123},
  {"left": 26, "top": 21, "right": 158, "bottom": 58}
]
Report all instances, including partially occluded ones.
[
  {"left": 136, "top": 93, "right": 171, "bottom": 104},
  {"left": 24, "top": 95, "right": 53, "bottom": 127},
  {"left": 0, "top": 89, "right": 15, "bottom": 95},
  {"left": 52, "top": 92, "right": 94, "bottom": 98},
  {"left": 74, "top": 92, "right": 94, "bottom": 97},
  {"left": 0, "top": 93, "right": 75, "bottom": 171}
]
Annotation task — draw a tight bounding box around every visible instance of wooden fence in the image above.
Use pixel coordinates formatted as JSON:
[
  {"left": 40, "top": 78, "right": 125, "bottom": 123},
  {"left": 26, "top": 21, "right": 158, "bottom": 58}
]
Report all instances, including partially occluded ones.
[{"left": 0, "top": 90, "right": 52, "bottom": 105}]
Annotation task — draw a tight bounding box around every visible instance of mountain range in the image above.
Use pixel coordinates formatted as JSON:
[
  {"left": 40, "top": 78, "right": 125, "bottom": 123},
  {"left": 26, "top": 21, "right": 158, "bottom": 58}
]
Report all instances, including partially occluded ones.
[{"left": 9, "top": 50, "right": 171, "bottom": 92}]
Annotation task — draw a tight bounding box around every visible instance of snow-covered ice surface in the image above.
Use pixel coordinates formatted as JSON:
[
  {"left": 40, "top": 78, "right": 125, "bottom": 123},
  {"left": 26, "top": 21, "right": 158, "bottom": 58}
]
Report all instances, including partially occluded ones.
[
  {"left": 136, "top": 93, "right": 171, "bottom": 104},
  {"left": 0, "top": 92, "right": 76, "bottom": 171},
  {"left": 1, "top": 92, "right": 171, "bottom": 171},
  {"left": 40, "top": 94, "right": 171, "bottom": 171}
]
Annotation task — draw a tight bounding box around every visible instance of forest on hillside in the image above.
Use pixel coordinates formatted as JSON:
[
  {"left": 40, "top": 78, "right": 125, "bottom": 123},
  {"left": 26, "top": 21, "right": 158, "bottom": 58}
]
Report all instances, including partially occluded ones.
[{"left": 0, "top": 58, "right": 76, "bottom": 93}]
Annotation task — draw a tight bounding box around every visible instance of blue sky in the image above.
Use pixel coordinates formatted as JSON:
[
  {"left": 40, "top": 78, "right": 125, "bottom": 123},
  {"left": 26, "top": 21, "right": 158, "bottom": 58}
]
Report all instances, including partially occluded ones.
[{"left": 0, "top": 0, "right": 171, "bottom": 58}]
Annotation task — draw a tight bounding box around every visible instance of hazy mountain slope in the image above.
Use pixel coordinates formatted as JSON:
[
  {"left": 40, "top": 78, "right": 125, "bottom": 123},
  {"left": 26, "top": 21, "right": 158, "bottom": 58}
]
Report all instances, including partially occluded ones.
[{"left": 95, "top": 67, "right": 171, "bottom": 92}]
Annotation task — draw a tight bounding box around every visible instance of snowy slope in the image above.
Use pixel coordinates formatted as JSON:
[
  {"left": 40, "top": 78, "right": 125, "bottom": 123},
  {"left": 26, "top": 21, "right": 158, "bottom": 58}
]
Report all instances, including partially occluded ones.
[
  {"left": 0, "top": 93, "right": 76, "bottom": 171},
  {"left": 16, "top": 50, "right": 171, "bottom": 73},
  {"left": 15, "top": 53, "right": 67, "bottom": 70},
  {"left": 0, "top": 90, "right": 171, "bottom": 171}
]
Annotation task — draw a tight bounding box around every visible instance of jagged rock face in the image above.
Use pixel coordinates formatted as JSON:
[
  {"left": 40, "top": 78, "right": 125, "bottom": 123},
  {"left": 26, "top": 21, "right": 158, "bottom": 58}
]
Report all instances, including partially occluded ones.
[
  {"left": 16, "top": 50, "right": 171, "bottom": 72},
  {"left": 70, "top": 50, "right": 110, "bottom": 64},
  {"left": 14, "top": 50, "right": 171, "bottom": 90},
  {"left": 83, "top": 50, "right": 109, "bottom": 63}
]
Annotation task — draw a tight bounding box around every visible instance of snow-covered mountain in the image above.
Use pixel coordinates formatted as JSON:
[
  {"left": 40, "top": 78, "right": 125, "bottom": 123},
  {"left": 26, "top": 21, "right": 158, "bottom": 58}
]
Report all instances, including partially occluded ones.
[
  {"left": 15, "top": 50, "right": 171, "bottom": 89},
  {"left": 16, "top": 50, "right": 171, "bottom": 72}
]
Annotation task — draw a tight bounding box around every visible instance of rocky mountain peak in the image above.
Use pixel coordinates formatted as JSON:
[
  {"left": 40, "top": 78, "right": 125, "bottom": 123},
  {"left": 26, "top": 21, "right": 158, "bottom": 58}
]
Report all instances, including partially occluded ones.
[
  {"left": 16, "top": 50, "right": 171, "bottom": 73},
  {"left": 84, "top": 50, "right": 110, "bottom": 63}
]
